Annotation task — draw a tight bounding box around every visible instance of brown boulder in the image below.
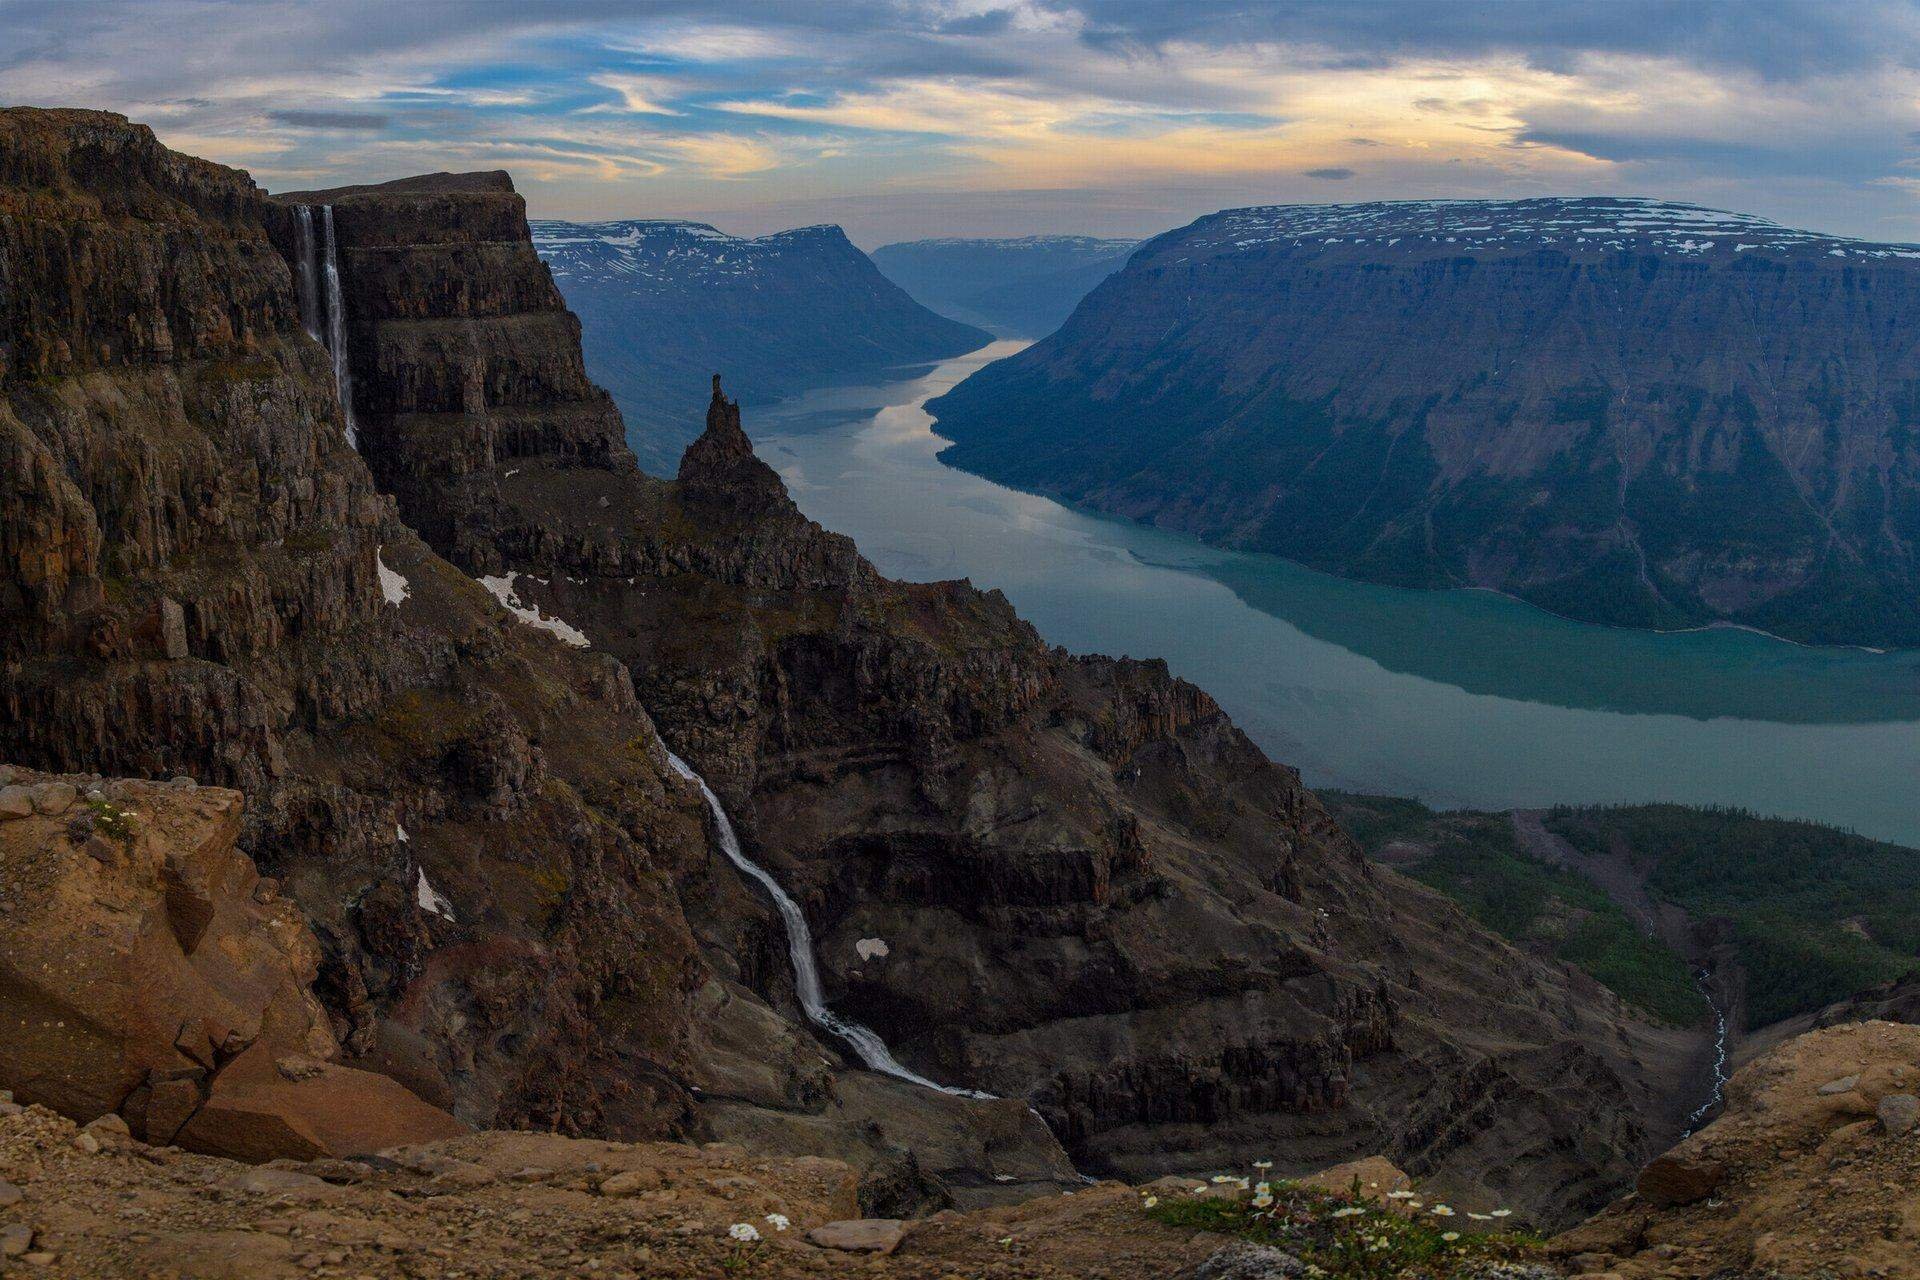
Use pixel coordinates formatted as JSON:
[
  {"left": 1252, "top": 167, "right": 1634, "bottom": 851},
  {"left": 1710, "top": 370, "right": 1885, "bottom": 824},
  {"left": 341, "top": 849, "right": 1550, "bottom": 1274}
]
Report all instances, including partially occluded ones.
[
  {"left": 805, "top": 1219, "right": 906, "bottom": 1255},
  {"left": 0, "top": 768, "right": 460, "bottom": 1161},
  {"left": 1634, "top": 1150, "right": 1724, "bottom": 1207},
  {"left": 176, "top": 1041, "right": 466, "bottom": 1163},
  {"left": 1293, "top": 1155, "right": 1411, "bottom": 1201}
]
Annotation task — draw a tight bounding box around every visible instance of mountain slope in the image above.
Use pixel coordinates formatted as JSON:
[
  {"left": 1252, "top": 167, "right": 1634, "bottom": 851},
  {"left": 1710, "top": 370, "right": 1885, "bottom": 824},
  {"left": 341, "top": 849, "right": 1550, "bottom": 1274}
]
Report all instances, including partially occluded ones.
[
  {"left": 335, "top": 184, "right": 1701, "bottom": 1224},
  {"left": 928, "top": 197, "right": 1920, "bottom": 647},
  {"left": 5, "top": 112, "right": 1700, "bottom": 1228},
  {"left": 532, "top": 220, "right": 989, "bottom": 472},
  {"left": 872, "top": 235, "right": 1139, "bottom": 337}
]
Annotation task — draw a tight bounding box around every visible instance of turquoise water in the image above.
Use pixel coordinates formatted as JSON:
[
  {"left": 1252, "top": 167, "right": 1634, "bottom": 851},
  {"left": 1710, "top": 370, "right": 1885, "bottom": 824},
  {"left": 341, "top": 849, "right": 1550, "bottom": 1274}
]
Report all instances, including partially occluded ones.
[{"left": 755, "top": 342, "right": 1920, "bottom": 845}]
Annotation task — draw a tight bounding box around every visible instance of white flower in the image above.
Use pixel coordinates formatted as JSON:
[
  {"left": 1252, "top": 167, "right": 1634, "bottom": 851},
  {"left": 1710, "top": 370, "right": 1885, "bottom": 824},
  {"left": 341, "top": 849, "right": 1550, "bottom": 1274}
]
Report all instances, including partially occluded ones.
[
  {"left": 1441, "top": 1231, "right": 1460, "bottom": 1243},
  {"left": 1431, "top": 1205, "right": 1454, "bottom": 1216},
  {"left": 1386, "top": 1190, "right": 1415, "bottom": 1200},
  {"left": 1468, "top": 1212, "right": 1492, "bottom": 1221},
  {"left": 1211, "top": 1175, "right": 1236, "bottom": 1184},
  {"left": 727, "top": 1223, "right": 760, "bottom": 1243},
  {"left": 764, "top": 1214, "right": 789, "bottom": 1231},
  {"left": 1251, "top": 1192, "right": 1274, "bottom": 1209},
  {"left": 1331, "top": 1206, "right": 1365, "bottom": 1218},
  {"left": 1253, "top": 1160, "right": 1273, "bottom": 1170},
  {"left": 1255, "top": 1182, "right": 1271, "bottom": 1196},
  {"left": 1490, "top": 1208, "right": 1513, "bottom": 1218},
  {"left": 1142, "top": 1195, "right": 1158, "bottom": 1208}
]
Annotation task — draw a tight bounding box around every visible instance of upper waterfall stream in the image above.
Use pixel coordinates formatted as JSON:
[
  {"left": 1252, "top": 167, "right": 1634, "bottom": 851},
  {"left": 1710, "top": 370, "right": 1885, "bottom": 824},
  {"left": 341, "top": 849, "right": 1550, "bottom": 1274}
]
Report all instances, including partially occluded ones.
[
  {"left": 665, "top": 750, "right": 990, "bottom": 1099},
  {"left": 291, "top": 202, "right": 358, "bottom": 448}
]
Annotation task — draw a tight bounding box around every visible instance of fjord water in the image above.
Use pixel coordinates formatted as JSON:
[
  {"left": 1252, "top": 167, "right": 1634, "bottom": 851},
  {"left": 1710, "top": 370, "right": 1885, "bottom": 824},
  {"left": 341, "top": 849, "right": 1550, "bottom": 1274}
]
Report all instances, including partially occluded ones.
[{"left": 755, "top": 342, "right": 1920, "bottom": 845}]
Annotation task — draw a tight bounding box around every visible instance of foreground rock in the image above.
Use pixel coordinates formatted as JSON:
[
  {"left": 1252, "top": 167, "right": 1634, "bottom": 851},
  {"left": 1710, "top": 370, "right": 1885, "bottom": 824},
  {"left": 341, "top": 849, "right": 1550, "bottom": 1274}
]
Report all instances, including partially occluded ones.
[
  {"left": 1555, "top": 1021, "right": 1920, "bottom": 1278},
  {"left": 0, "top": 1103, "right": 1218, "bottom": 1279},
  {"left": 0, "top": 767, "right": 462, "bottom": 1158}
]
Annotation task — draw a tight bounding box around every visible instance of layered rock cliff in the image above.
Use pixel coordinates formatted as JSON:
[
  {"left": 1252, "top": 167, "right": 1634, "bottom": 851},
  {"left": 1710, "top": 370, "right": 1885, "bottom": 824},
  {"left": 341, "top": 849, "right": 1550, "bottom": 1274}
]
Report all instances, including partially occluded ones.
[
  {"left": 0, "top": 109, "right": 724, "bottom": 1147},
  {"left": 305, "top": 169, "right": 1703, "bottom": 1224},
  {"left": 928, "top": 197, "right": 1920, "bottom": 647}
]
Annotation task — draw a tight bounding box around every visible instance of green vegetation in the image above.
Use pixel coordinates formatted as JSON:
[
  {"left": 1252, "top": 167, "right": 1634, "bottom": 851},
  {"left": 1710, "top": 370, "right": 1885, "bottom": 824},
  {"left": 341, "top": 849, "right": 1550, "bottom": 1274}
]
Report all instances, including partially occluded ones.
[
  {"left": 1324, "top": 793, "right": 1707, "bottom": 1024},
  {"left": 1142, "top": 1176, "right": 1540, "bottom": 1279},
  {"left": 1544, "top": 804, "right": 1920, "bottom": 1025},
  {"left": 86, "top": 795, "right": 139, "bottom": 843}
]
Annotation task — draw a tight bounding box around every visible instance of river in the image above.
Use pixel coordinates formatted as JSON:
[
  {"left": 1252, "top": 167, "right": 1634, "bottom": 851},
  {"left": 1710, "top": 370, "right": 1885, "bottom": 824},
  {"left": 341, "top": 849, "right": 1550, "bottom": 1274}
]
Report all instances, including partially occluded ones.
[{"left": 751, "top": 341, "right": 1920, "bottom": 846}]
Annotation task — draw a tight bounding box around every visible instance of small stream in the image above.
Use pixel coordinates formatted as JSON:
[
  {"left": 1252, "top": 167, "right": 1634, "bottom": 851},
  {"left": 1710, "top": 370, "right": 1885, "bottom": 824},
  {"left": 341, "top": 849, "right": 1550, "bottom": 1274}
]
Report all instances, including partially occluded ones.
[
  {"left": 1685, "top": 969, "right": 1730, "bottom": 1132},
  {"left": 666, "top": 751, "right": 992, "bottom": 1099}
]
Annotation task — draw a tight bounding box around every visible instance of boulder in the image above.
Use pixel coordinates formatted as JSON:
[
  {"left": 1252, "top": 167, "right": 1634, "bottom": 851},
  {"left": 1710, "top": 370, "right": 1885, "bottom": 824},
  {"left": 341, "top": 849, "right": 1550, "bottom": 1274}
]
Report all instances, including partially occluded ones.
[
  {"left": 1635, "top": 1150, "right": 1724, "bottom": 1207},
  {"left": 805, "top": 1219, "right": 906, "bottom": 1255},
  {"left": 1878, "top": 1093, "right": 1919, "bottom": 1136},
  {"left": 0, "top": 769, "right": 460, "bottom": 1162},
  {"left": 177, "top": 1042, "right": 466, "bottom": 1162},
  {"left": 1292, "top": 1155, "right": 1411, "bottom": 1201},
  {"left": 1190, "top": 1244, "right": 1305, "bottom": 1280}
]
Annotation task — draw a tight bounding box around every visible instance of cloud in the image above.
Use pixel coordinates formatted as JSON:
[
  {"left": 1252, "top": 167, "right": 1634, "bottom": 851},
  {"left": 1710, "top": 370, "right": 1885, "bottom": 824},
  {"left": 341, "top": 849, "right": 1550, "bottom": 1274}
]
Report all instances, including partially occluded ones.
[
  {"left": 268, "top": 109, "right": 391, "bottom": 130},
  {"left": 5, "top": 0, "right": 1920, "bottom": 243},
  {"left": 587, "top": 73, "right": 684, "bottom": 116}
]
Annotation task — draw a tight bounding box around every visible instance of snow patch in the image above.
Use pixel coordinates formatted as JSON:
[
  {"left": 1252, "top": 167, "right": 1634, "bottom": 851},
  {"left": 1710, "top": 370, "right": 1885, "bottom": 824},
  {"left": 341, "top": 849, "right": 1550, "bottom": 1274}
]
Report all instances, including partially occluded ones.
[
  {"left": 415, "top": 867, "right": 456, "bottom": 921},
  {"left": 477, "top": 572, "right": 591, "bottom": 648},
  {"left": 376, "top": 546, "right": 411, "bottom": 607}
]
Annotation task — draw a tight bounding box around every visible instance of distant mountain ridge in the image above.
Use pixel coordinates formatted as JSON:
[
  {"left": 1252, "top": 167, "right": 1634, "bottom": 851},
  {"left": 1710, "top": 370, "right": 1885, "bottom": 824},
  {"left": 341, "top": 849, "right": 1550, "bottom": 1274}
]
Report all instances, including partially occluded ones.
[
  {"left": 929, "top": 196, "right": 1920, "bottom": 647},
  {"left": 872, "top": 234, "right": 1139, "bottom": 337},
  {"left": 534, "top": 218, "right": 988, "bottom": 471}
]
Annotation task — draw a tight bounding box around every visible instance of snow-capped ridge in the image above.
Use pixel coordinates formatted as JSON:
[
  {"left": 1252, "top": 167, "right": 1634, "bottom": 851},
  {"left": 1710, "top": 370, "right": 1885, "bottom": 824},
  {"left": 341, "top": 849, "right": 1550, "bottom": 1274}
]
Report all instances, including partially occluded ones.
[
  {"left": 1167, "top": 197, "right": 1920, "bottom": 262},
  {"left": 531, "top": 218, "right": 857, "bottom": 286}
]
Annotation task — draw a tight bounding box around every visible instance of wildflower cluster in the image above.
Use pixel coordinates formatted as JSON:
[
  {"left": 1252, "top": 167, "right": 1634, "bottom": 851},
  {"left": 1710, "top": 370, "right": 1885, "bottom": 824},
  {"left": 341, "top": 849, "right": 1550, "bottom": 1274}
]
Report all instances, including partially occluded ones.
[
  {"left": 1140, "top": 1161, "right": 1535, "bottom": 1279},
  {"left": 87, "top": 795, "right": 139, "bottom": 842}
]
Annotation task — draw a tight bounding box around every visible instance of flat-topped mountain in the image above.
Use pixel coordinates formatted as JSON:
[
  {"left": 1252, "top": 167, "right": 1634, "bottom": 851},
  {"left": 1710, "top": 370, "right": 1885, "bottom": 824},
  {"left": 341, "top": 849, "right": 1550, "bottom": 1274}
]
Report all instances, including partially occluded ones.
[
  {"left": 532, "top": 218, "right": 988, "bottom": 471},
  {"left": 872, "top": 234, "right": 1139, "bottom": 337},
  {"left": 929, "top": 197, "right": 1920, "bottom": 647}
]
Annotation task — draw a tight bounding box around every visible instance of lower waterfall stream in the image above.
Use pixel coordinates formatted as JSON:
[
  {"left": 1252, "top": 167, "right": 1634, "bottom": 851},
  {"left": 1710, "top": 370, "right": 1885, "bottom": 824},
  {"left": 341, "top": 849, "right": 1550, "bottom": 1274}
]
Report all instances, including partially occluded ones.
[
  {"left": 665, "top": 751, "right": 992, "bottom": 1099},
  {"left": 1686, "top": 972, "right": 1731, "bottom": 1133}
]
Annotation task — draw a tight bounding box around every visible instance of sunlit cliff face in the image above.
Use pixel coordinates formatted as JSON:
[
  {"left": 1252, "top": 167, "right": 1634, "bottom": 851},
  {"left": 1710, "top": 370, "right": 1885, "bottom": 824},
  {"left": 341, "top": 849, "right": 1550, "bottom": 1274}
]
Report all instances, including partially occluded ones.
[{"left": 4, "top": 0, "right": 1919, "bottom": 242}]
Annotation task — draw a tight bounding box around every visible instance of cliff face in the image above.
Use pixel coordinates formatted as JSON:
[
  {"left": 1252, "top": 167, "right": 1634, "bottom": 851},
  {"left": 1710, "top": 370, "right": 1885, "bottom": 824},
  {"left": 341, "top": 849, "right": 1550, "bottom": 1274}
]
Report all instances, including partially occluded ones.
[
  {"left": 531, "top": 219, "right": 990, "bottom": 473},
  {"left": 928, "top": 197, "right": 1920, "bottom": 647},
  {"left": 0, "top": 109, "right": 736, "bottom": 1146},
  {"left": 315, "top": 174, "right": 1702, "bottom": 1224}
]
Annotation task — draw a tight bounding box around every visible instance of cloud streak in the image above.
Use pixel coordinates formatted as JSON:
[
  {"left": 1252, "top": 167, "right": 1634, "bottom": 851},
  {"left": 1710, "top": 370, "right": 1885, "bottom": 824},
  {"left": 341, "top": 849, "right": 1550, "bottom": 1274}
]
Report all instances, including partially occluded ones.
[{"left": 2, "top": 0, "right": 1918, "bottom": 244}]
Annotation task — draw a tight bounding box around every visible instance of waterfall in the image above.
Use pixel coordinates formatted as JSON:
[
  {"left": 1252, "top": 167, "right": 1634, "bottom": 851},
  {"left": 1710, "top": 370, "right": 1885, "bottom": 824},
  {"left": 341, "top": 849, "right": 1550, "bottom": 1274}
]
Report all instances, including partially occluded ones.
[
  {"left": 292, "top": 205, "right": 322, "bottom": 341},
  {"left": 318, "top": 205, "right": 358, "bottom": 449},
  {"left": 665, "top": 750, "right": 991, "bottom": 1099}
]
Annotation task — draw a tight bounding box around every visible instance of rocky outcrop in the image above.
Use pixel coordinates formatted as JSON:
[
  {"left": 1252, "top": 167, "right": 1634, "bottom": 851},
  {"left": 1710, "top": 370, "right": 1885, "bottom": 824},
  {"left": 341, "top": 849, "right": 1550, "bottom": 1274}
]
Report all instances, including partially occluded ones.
[
  {"left": 310, "top": 173, "right": 1697, "bottom": 1226},
  {"left": 1555, "top": 1020, "right": 1920, "bottom": 1278},
  {"left": 0, "top": 765, "right": 461, "bottom": 1157},
  {"left": 929, "top": 197, "right": 1920, "bottom": 647}
]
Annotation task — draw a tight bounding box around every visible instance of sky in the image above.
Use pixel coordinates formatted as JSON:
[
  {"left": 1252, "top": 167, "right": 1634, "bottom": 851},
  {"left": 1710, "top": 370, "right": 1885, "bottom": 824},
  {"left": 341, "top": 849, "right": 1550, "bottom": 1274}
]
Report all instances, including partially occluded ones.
[{"left": 7, "top": 0, "right": 1920, "bottom": 247}]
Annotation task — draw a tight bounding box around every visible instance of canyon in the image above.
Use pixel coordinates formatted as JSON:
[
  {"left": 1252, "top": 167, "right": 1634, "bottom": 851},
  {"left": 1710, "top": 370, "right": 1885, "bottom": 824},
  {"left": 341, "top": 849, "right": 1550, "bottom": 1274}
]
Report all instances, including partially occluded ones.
[
  {"left": 8, "top": 107, "right": 1920, "bottom": 1280},
  {"left": 530, "top": 218, "right": 987, "bottom": 473},
  {"left": 0, "top": 107, "right": 1705, "bottom": 1226},
  {"left": 870, "top": 235, "right": 1140, "bottom": 338}
]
